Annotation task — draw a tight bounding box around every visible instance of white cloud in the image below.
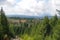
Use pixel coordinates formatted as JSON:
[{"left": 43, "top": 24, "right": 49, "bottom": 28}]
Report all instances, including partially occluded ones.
[
  {"left": 0, "top": 0, "right": 60, "bottom": 16},
  {"left": 14, "top": 0, "right": 45, "bottom": 16},
  {"left": 50, "top": 0, "right": 60, "bottom": 16}
]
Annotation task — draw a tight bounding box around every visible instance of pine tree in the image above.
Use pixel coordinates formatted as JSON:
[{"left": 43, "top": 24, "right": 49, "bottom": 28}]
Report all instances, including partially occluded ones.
[
  {"left": 50, "top": 14, "right": 58, "bottom": 26},
  {"left": 0, "top": 10, "right": 4, "bottom": 40},
  {"left": 43, "top": 16, "right": 49, "bottom": 25},
  {"left": 0, "top": 7, "right": 12, "bottom": 40},
  {"left": 43, "top": 16, "right": 52, "bottom": 40}
]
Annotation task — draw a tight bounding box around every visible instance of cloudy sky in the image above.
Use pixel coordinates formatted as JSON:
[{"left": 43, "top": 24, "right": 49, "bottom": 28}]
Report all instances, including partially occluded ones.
[{"left": 0, "top": 0, "right": 60, "bottom": 16}]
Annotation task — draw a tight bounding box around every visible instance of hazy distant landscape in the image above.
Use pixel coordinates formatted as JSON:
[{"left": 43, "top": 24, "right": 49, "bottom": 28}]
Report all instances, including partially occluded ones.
[{"left": 0, "top": 0, "right": 60, "bottom": 40}]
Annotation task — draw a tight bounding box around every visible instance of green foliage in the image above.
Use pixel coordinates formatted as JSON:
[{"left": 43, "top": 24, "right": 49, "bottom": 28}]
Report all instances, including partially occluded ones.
[
  {"left": 43, "top": 16, "right": 49, "bottom": 24},
  {"left": 8, "top": 15, "right": 60, "bottom": 40},
  {"left": 21, "top": 34, "right": 34, "bottom": 40},
  {"left": 0, "top": 7, "right": 15, "bottom": 40},
  {"left": 50, "top": 14, "right": 58, "bottom": 26},
  {"left": 1, "top": 7, "right": 9, "bottom": 34},
  {"left": 0, "top": 7, "right": 60, "bottom": 40}
]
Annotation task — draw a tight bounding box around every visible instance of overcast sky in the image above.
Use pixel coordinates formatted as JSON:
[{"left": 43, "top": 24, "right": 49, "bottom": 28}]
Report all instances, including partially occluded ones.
[{"left": 0, "top": 0, "right": 60, "bottom": 16}]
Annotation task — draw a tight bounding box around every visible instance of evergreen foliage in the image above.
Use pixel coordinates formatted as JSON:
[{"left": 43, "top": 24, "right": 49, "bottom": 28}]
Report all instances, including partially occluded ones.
[{"left": 0, "top": 7, "right": 60, "bottom": 40}]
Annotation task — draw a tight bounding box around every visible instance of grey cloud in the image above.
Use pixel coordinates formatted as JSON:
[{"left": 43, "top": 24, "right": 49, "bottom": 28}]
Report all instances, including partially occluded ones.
[
  {"left": 0, "top": 0, "right": 16, "bottom": 7},
  {"left": 36, "top": 0, "right": 46, "bottom": 2},
  {"left": 0, "top": 0, "right": 6, "bottom": 2},
  {"left": 0, "top": 0, "right": 6, "bottom": 5},
  {"left": 36, "top": 0, "right": 43, "bottom": 2}
]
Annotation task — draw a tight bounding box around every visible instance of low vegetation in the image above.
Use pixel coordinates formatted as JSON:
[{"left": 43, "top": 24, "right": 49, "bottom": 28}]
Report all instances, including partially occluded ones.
[{"left": 0, "top": 8, "right": 60, "bottom": 40}]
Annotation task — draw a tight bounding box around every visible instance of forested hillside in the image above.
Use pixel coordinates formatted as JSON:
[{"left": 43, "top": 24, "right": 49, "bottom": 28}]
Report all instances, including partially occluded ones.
[{"left": 0, "top": 8, "right": 60, "bottom": 40}]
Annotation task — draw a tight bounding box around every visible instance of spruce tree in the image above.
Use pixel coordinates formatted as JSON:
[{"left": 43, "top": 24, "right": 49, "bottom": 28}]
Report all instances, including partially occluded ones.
[
  {"left": 50, "top": 14, "right": 58, "bottom": 26},
  {"left": 0, "top": 10, "right": 4, "bottom": 40},
  {"left": 43, "top": 16, "right": 52, "bottom": 40},
  {"left": 0, "top": 7, "right": 11, "bottom": 40}
]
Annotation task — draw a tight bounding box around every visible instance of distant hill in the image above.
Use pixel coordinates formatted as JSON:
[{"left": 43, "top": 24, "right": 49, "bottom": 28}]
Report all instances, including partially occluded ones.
[
  {"left": 6, "top": 15, "right": 43, "bottom": 18},
  {"left": 6, "top": 15, "right": 57, "bottom": 19}
]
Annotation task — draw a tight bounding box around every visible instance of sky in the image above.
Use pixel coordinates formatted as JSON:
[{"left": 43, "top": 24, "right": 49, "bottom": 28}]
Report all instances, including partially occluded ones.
[{"left": 0, "top": 0, "right": 60, "bottom": 16}]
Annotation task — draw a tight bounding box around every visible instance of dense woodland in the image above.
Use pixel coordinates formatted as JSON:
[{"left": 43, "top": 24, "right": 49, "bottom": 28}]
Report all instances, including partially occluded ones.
[{"left": 0, "top": 8, "right": 60, "bottom": 40}]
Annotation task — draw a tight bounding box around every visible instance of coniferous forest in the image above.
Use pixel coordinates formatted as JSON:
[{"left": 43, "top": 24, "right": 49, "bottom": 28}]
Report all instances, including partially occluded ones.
[{"left": 0, "top": 8, "right": 60, "bottom": 40}]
